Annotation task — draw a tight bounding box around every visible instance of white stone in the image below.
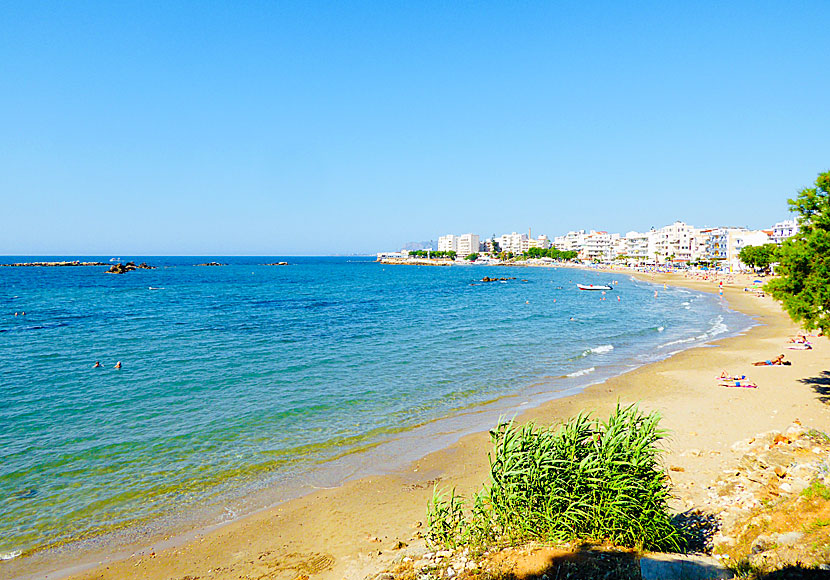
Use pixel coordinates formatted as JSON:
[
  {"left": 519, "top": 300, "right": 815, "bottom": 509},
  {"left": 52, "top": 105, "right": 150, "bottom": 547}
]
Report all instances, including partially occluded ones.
[{"left": 640, "top": 553, "right": 730, "bottom": 580}]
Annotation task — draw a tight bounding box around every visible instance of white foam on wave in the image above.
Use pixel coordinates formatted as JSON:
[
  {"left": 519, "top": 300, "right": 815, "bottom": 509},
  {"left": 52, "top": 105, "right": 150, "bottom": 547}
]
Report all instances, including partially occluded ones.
[
  {"left": 657, "top": 336, "right": 697, "bottom": 349},
  {"left": 706, "top": 315, "right": 728, "bottom": 338},
  {"left": 0, "top": 550, "right": 21, "bottom": 560},
  {"left": 657, "top": 326, "right": 665, "bottom": 332},
  {"left": 583, "top": 344, "right": 614, "bottom": 356},
  {"left": 567, "top": 367, "right": 595, "bottom": 378}
]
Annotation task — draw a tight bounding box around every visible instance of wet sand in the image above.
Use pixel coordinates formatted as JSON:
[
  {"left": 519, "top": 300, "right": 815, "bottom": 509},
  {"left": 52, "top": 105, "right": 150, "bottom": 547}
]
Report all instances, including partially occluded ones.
[{"left": 8, "top": 270, "right": 830, "bottom": 580}]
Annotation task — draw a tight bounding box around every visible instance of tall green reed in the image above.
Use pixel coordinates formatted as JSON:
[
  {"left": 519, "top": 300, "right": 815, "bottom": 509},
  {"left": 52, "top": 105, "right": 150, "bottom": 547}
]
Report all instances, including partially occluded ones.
[{"left": 426, "top": 403, "right": 684, "bottom": 552}]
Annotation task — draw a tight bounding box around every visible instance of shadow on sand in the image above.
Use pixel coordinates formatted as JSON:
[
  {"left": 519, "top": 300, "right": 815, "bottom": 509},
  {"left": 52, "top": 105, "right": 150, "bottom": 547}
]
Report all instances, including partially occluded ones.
[{"left": 798, "top": 370, "right": 830, "bottom": 405}]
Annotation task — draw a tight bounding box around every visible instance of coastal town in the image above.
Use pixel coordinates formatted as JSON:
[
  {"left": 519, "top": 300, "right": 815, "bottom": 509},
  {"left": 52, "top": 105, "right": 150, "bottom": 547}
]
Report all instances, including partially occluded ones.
[{"left": 378, "top": 219, "right": 798, "bottom": 272}]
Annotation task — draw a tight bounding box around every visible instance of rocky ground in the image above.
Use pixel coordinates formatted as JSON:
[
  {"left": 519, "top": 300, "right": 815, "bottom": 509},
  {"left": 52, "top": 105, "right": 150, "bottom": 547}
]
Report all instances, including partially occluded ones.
[{"left": 695, "top": 420, "right": 830, "bottom": 572}]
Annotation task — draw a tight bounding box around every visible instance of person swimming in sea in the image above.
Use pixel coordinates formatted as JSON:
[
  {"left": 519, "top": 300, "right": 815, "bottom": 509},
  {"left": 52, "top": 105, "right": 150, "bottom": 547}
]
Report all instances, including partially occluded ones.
[
  {"left": 93, "top": 361, "right": 101, "bottom": 368},
  {"left": 114, "top": 361, "right": 122, "bottom": 369}
]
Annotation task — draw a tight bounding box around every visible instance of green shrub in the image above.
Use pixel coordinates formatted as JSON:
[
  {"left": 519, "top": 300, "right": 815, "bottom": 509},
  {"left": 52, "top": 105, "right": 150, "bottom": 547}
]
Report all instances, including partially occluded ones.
[{"left": 427, "top": 403, "right": 684, "bottom": 552}]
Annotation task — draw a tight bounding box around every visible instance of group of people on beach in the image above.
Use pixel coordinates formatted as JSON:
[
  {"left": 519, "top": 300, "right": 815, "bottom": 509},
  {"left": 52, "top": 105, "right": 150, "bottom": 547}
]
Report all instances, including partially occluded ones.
[{"left": 716, "top": 333, "right": 816, "bottom": 388}]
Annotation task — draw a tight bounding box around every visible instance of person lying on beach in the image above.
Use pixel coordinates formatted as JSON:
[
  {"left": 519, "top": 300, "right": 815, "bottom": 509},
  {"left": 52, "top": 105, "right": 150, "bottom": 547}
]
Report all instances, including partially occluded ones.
[
  {"left": 752, "top": 355, "right": 790, "bottom": 366},
  {"left": 717, "top": 371, "right": 746, "bottom": 380},
  {"left": 788, "top": 343, "right": 812, "bottom": 350},
  {"left": 788, "top": 335, "right": 809, "bottom": 343},
  {"left": 719, "top": 380, "right": 758, "bottom": 388}
]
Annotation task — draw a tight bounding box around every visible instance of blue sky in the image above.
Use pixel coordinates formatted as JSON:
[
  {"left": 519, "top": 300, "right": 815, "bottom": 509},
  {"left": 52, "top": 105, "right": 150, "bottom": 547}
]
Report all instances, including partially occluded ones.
[{"left": 2, "top": 1, "right": 828, "bottom": 255}]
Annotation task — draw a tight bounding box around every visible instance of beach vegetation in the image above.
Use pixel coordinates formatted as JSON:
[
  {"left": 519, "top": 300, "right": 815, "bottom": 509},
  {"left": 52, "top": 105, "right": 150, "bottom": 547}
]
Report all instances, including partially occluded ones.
[
  {"left": 767, "top": 170, "right": 830, "bottom": 333},
  {"left": 738, "top": 244, "right": 778, "bottom": 273},
  {"left": 426, "top": 403, "right": 684, "bottom": 553},
  {"left": 803, "top": 481, "right": 830, "bottom": 501},
  {"left": 465, "top": 253, "right": 479, "bottom": 261}
]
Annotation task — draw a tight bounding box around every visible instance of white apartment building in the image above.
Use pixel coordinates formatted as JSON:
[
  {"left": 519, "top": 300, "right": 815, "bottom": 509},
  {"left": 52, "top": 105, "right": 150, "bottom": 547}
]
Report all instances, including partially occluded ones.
[
  {"left": 437, "top": 234, "right": 458, "bottom": 252},
  {"left": 553, "top": 230, "right": 586, "bottom": 253},
  {"left": 621, "top": 230, "right": 657, "bottom": 264},
  {"left": 438, "top": 233, "right": 479, "bottom": 257},
  {"left": 653, "top": 221, "right": 697, "bottom": 263},
  {"left": 457, "top": 233, "right": 480, "bottom": 257},
  {"left": 727, "top": 229, "right": 771, "bottom": 271},
  {"left": 493, "top": 232, "right": 523, "bottom": 254},
  {"left": 530, "top": 234, "right": 552, "bottom": 250},
  {"left": 580, "top": 231, "right": 615, "bottom": 262},
  {"left": 553, "top": 230, "right": 615, "bottom": 262},
  {"left": 704, "top": 227, "right": 771, "bottom": 271},
  {"left": 771, "top": 219, "right": 799, "bottom": 244},
  {"left": 690, "top": 228, "right": 709, "bottom": 262}
]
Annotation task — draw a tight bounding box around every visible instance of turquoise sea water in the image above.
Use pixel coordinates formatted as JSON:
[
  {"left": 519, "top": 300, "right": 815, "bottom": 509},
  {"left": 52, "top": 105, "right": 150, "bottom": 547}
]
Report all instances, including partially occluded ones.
[{"left": 0, "top": 257, "right": 752, "bottom": 561}]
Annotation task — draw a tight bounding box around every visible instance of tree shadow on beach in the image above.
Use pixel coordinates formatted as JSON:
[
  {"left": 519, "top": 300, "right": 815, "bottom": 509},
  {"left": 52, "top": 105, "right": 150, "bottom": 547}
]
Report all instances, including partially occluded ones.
[
  {"left": 798, "top": 371, "right": 830, "bottom": 405},
  {"left": 672, "top": 509, "right": 721, "bottom": 553},
  {"left": 479, "top": 543, "right": 641, "bottom": 580}
]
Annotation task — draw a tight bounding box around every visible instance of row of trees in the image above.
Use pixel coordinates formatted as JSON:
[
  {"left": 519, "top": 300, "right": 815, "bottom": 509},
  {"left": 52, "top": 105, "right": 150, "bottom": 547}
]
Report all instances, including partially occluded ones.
[
  {"left": 408, "top": 250, "right": 457, "bottom": 259},
  {"left": 767, "top": 171, "right": 830, "bottom": 333},
  {"left": 523, "top": 247, "right": 580, "bottom": 261},
  {"left": 407, "top": 248, "right": 579, "bottom": 262}
]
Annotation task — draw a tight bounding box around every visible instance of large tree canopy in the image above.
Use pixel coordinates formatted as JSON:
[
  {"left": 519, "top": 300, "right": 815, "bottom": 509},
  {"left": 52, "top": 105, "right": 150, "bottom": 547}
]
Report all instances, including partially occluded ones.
[
  {"left": 767, "top": 171, "right": 830, "bottom": 333},
  {"left": 738, "top": 243, "right": 778, "bottom": 273}
]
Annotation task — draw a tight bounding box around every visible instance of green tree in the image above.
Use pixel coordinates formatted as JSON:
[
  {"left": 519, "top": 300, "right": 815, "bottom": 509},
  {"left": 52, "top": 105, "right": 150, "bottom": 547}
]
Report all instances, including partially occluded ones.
[
  {"left": 767, "top": 171, "right": 830, "bottom": 333},
  {"left": 738, "top": 244, "right": 778, "bottom": 273},
  {"left": 465, "top": 253, "right": 478, "bottom": 261},
  {"left": 490, "top": 235, "right": 501, "bottom": 253}
]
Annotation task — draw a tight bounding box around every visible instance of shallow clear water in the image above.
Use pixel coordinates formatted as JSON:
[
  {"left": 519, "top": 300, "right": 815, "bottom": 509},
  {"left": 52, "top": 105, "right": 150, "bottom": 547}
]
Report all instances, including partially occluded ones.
[{"left": 0, "top": 256, "right": 751, "bottom": 558}]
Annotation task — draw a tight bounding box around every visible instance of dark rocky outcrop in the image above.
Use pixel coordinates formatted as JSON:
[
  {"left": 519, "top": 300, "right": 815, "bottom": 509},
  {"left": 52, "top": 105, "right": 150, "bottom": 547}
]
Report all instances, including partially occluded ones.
[
  {"left": 105, "top": 262, "right": 156, "bottom": 274},
  {"left": 195, "top": 262, "right": 226, "bottom": 267}
]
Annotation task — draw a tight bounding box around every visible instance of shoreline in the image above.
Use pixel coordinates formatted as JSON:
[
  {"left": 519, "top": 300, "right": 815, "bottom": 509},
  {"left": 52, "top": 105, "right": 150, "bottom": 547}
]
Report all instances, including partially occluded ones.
[{"left": 7, "top": 269, "right": 829, "bottom": 580}]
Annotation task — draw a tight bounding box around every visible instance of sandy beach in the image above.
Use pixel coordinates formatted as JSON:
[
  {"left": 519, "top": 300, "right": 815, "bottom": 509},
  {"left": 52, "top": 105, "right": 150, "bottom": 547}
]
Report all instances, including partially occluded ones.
[{"left": 10, "top": 270, "right": 830, "bottom": 580}]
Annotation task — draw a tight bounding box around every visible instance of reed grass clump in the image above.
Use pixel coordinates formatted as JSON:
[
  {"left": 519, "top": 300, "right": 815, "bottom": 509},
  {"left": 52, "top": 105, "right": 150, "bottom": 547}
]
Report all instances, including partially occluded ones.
[{"left": 427, "top": 403, "right": 684, "bottom": 552}]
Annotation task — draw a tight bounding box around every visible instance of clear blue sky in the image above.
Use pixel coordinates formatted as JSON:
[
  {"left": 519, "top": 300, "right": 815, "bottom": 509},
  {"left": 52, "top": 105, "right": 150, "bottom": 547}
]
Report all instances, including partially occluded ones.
[{"left": 2, "top": 1, "right": 828, "bottom": 255}]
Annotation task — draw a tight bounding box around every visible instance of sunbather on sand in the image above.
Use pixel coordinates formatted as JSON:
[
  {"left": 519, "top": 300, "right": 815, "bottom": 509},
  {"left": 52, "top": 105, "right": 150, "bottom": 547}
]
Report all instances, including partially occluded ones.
[
  {"left": 717, "top": 371, "right": 746, "bottom": 380},
  {"left": 719, "top": 380, "right": 758, "bottom": 388},
  {"left": 753, "top": 354, "right": 790, "bottom": 366}
]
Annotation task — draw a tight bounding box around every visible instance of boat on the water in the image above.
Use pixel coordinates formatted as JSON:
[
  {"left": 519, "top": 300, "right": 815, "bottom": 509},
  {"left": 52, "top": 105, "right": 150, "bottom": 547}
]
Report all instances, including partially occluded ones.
[{"left": 577, "top": 284, "right": 613, "bottom": 291}]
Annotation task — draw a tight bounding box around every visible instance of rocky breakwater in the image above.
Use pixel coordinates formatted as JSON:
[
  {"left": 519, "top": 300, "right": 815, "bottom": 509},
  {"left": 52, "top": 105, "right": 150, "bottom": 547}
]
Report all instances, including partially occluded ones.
[
  {"left": 680, "top": 420, "right": 830, "bottom": 571},
  {"left": 1, "top": 261, "right": 108, "bottom": 267},
  {"left": 195, "top": 262, "right": 226, "bottom": 266},
  {"left": 106, "top": 261, "right": 156, "bottom": 274}
]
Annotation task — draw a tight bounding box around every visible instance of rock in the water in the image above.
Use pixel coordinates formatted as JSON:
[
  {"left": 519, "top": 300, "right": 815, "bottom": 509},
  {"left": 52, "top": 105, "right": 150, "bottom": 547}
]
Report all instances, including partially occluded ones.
[{"left": 106, "top": 263, "right": 130, "bottom": 274}]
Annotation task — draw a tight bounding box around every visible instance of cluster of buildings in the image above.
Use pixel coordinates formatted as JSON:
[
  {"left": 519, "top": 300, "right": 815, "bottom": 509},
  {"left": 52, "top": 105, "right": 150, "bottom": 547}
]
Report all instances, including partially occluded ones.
[
  {"left": 435, "top": 232, "right": 553, "bottom": 256},
  {"left": 380, "top": 219, "right": 799, "bottom": 271},
  {"left": 548, "top": 219, "right": 798, "bottom": 270}
]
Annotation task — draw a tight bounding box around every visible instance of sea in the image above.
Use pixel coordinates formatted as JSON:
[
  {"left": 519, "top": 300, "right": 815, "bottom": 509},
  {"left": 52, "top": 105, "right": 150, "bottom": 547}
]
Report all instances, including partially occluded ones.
[{"left": 0, "top": 256, "right": 753, "bottom": 564}]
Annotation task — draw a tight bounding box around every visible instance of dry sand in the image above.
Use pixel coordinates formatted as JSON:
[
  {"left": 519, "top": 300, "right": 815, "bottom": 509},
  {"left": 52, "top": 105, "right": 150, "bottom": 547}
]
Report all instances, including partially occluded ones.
[{"left": 9, "top": 270, "right": 830, "bottom": 580}]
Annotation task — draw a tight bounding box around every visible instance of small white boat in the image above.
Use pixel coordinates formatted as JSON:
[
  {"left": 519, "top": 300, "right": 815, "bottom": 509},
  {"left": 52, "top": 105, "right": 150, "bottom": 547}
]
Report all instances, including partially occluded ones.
[{"left": 577, "top": 284, "right": 613, "bottom": 291}]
